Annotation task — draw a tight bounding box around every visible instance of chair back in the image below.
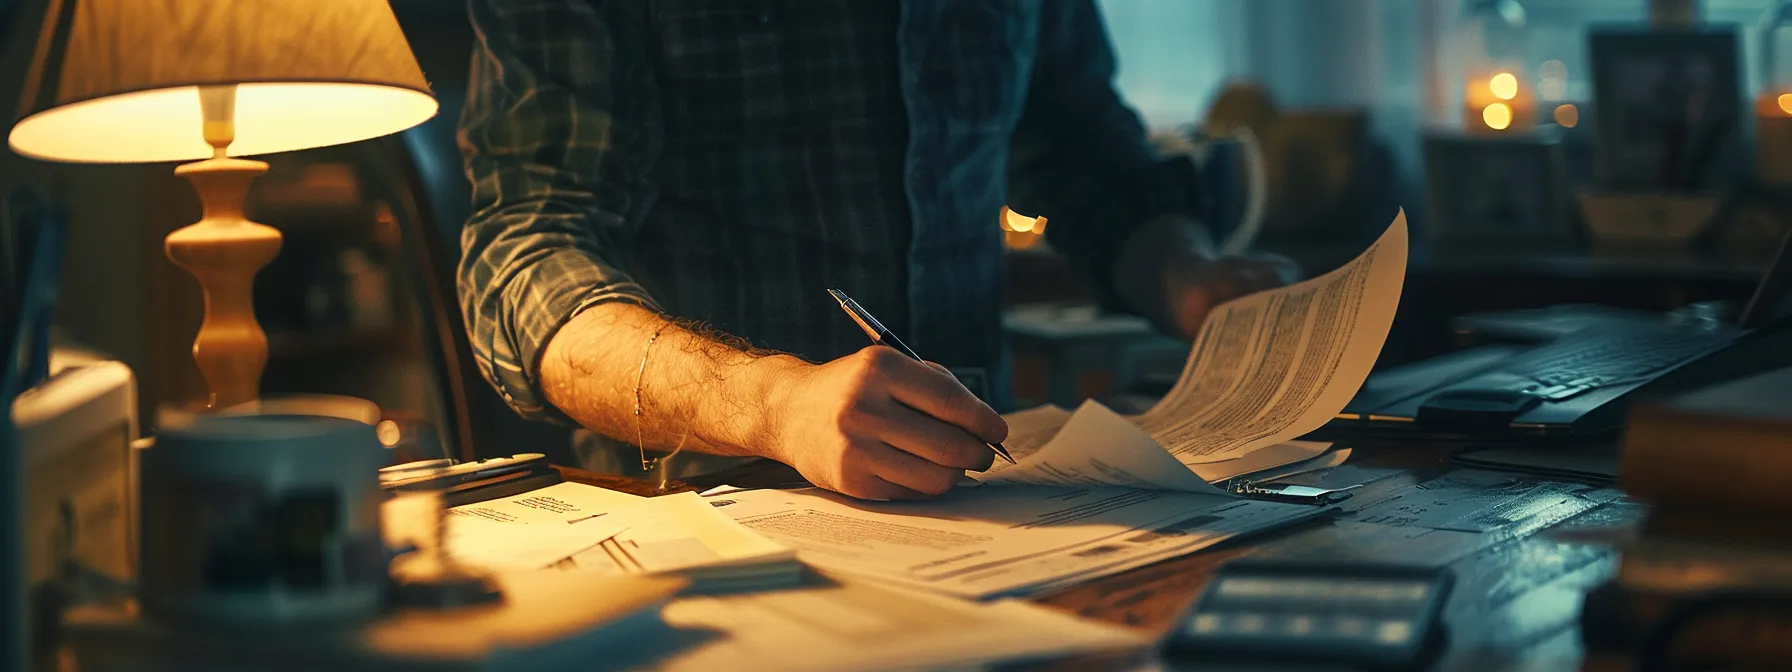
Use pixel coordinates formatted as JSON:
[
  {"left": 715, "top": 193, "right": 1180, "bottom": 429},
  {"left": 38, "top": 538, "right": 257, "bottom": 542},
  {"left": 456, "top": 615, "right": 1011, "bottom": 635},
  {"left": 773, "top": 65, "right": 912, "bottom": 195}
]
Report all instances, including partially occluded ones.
[{"left": 388, "top": 5, "right": 572, "bottom": 463}]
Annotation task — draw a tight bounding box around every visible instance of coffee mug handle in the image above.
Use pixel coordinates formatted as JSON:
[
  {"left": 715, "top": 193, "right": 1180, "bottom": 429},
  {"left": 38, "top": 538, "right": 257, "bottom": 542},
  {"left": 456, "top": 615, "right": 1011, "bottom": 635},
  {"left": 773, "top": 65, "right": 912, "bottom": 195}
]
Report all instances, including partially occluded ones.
[{"left": 1216, "top": 127, "right": 1267, "bottom": 256}]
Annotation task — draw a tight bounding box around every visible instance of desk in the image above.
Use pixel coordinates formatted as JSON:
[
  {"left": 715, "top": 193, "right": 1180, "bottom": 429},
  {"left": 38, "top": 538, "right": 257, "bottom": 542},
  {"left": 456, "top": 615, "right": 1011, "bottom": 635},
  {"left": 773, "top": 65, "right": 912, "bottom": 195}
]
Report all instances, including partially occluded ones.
[{"left": 554, "top": 440, "right": 1642, "bottom": 671}]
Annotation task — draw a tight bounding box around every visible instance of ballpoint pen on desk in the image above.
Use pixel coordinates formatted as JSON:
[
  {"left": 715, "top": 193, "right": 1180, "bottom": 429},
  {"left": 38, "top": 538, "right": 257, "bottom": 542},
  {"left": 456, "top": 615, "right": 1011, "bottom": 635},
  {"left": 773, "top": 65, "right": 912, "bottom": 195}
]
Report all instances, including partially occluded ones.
[{"left": 826, "top": 288, "right": 1017, "bottom": 465}]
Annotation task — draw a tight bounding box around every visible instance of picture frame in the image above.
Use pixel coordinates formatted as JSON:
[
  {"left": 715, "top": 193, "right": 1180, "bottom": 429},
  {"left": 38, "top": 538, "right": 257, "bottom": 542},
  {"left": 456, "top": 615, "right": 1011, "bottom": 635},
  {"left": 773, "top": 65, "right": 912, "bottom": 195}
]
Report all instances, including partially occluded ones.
[
  {"left": 1589, "top": 27, "right": 1742, "bottom": 190},
  {"left": 1424, "top": 134, "right": 1572, "bottom": 251}
]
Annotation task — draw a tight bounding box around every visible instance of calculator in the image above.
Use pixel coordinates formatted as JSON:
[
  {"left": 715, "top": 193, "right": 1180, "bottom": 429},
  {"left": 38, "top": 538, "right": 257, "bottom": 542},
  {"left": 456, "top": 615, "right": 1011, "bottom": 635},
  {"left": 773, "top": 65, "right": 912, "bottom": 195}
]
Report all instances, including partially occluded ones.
[{"left": 1164, "top": 559, "right": 1453, "bottom": 670}]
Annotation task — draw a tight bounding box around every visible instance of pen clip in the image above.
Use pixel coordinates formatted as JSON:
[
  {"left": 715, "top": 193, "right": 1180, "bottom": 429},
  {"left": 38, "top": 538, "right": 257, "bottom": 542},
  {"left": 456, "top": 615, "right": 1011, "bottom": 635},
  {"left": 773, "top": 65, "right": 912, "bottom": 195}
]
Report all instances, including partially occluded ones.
[{"left": 828, "top": 288, "right": 885, "bottom": 338}]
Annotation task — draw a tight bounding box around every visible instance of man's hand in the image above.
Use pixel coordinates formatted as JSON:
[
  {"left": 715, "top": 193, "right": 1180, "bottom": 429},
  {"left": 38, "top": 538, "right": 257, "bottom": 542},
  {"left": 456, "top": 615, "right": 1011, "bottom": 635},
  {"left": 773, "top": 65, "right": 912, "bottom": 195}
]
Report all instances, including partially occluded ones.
[
  {"left": 1114, "top": 215, "right": 1300, "bottom": 340},
  {"left": 759, "top": 347, "right": 1008, "bottom": 500},
  {"left": 1160, "top": 254, "right": 1300, "bottom": 340}
]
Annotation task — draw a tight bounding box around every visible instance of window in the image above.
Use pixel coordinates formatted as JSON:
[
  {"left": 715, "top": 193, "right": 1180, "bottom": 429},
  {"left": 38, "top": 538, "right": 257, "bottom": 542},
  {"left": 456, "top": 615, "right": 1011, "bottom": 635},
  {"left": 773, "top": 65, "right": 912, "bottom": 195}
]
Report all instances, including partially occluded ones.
[{"left": 1098, "top": 0, "right": 1233, "bottom": 131}]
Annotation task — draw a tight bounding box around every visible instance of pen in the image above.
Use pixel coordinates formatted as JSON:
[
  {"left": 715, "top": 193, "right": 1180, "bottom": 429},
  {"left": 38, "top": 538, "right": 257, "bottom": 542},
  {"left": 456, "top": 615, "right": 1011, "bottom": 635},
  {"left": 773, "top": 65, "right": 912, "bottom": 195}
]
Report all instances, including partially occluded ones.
[{"left": 827, "top": 288, "right": 1017, "bottom": 465}]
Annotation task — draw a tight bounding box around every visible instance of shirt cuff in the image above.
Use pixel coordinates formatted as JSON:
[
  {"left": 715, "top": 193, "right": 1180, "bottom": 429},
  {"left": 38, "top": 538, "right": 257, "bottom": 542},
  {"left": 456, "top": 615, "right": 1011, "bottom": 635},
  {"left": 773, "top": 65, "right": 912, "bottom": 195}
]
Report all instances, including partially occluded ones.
[{"left": 487, "top": 248, "right": 661, "bottom": 425}]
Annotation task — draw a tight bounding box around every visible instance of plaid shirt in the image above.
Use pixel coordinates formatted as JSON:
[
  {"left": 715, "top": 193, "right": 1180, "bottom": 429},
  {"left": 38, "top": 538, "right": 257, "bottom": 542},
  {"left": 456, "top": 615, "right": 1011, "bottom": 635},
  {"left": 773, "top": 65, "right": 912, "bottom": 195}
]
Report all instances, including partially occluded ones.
[{"left": 459, "top": 0, "right": 1203, "bottom": 428}]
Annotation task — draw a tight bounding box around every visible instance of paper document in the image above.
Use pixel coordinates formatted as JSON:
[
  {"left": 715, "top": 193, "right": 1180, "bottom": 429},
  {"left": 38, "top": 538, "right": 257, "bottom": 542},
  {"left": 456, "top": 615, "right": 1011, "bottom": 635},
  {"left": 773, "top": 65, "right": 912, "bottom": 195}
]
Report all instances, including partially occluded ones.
[
  {"left": 983, "top": 400, "right": 1223, "bottom": 492},
  {"left": 1138, "top": 211, "right": 1407, "bottom": 457},
  {"left": 977, "top": 212, "right": 1408, "bottom": 491},
  {"left": 437, "top": 482, "right": 644, "bottom": 570},
  {"left": 655, "top": 579, "right": 1143, "bottom": 672},
  {"left": 444, "top": 514, "right": 628, "bottom": 571},
  {"left": 440, "top": 487, "right": 799, "bottom": 589},
  {"left": 712, "top": 484, "right": 1326, "bottom": 598},
  {"left": 565, "top": 492, "right": 798, "bottom": 588},
  {"left": 447, "top": 481, "right": 643, "bottom": 525},
  {"left": 1001, "top": 403, "right": 1075, "bottom": 457},
  {"left": 1220, "top": 446, "right": 1353, "bottom": 484},
  {"left": 1189, "top": 441, "right": 1338, "bottom": 483}
]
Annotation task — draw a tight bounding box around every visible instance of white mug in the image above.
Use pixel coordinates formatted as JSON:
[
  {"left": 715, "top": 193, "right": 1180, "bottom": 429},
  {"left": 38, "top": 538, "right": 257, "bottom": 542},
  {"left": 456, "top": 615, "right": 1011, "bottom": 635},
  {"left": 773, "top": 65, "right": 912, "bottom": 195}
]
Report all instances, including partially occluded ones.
[{"left": 1154, "top": 126, "right": 1267, "bottom": 256}]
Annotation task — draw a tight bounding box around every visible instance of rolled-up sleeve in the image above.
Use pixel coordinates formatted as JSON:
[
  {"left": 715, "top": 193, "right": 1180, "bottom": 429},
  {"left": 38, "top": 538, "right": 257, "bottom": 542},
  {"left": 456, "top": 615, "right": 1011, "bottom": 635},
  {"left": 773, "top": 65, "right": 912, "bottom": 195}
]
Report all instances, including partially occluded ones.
[
  {"left": 1007, "top": 0, "right": 1203, "bottom": 308},
  {"left": 458, "top": 0, "right": 662, "bottom": 422}
]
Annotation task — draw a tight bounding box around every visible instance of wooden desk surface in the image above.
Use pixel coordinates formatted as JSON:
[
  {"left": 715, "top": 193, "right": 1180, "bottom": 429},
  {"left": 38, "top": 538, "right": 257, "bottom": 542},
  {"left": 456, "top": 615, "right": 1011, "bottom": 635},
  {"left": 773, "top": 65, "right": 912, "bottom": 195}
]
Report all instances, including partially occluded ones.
[{"left": 555, "top": 442, "right": 1640, "bottom": 671}]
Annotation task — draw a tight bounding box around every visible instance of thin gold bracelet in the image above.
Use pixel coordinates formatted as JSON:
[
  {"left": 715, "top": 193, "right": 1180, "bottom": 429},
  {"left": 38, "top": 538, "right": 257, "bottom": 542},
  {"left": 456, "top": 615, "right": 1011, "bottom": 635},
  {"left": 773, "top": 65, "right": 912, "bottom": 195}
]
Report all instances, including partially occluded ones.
[{"left": 633, "top": 322, "right": 687, "bottom": 473}]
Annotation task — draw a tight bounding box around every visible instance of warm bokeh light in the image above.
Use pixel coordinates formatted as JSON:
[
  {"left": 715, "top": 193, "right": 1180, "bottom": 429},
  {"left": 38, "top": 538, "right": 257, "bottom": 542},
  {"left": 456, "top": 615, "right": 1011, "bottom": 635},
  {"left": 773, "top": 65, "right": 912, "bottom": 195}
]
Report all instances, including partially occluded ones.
[
  {"left": 1778, "top": 94, "right": 1792, "bottom": 115},
  {"left": 377, "top": 420, "right": 401, "bottom": 447},
  {"left": 1489, "top": 73, "right": 1519, "bottom": 101},
  {"left": 8, "top": 83, "right": 438, "bottom": 163},
  {"left": 1001, "top": 207, "right": 1049, "bottom": 249},
  {"left": 1483, "top": 103, "right": 1513, "bottom": 130},
  {"left": 1004, "top": 230, "right": 1042, "bottom": 249},
  {"left": 1554, "top": 103, "right": 1579, "bottom": 128},
  {"left": 1003, "top": 207, "right": 1038, "bottom": 233}
]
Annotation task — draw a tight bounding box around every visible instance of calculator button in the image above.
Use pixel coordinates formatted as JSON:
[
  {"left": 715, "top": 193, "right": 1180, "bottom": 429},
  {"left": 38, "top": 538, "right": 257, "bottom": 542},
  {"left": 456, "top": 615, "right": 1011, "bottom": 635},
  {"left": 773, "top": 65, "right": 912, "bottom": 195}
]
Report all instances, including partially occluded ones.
[
  {"left": 1189, "top": 614, "right": 1222, "bottom": 634},
  {"left": 1376, "top": 620, "right": 1414, "bottom": 645},
  {"left": 1283, "top": 616, "right": 1315, "bottom": 636},
  {"left": 1333, "top": 616, "right": 1368, "bottom": 638},
  {"left": 1234, "top": 613, "right": 1266, "bottom": 634}
]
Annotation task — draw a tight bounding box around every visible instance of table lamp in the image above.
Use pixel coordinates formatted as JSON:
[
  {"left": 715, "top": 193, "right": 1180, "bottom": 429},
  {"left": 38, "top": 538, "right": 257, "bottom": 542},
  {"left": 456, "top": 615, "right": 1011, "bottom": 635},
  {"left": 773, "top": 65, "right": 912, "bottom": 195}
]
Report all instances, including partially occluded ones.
[{"left": 6, "top": 0, "right": 437, "bottom": 409}]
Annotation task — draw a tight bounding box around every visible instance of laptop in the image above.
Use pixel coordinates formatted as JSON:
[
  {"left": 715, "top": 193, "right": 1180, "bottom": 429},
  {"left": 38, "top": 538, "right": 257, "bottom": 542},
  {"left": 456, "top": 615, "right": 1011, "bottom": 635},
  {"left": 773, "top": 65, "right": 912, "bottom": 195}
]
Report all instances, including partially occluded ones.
[{"left": 1331, "top": 229, "right": 1792, "bottom": 438}]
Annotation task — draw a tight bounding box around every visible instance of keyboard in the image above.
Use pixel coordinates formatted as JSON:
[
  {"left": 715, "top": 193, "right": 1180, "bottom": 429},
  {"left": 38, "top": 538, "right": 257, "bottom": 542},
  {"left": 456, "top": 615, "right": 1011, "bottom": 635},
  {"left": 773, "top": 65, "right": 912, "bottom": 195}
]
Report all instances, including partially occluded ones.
[{"left": 1505, "top": 327, "right": 1730, "bottom": 400}]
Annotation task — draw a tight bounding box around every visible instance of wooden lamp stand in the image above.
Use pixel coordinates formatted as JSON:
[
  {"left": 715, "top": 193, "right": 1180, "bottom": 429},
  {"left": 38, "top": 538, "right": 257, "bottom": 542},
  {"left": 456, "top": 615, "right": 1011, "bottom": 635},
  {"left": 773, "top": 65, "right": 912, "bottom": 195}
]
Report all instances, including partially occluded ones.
[
  {"left": 165, "top": 158, "right": 280, "bottom": 410},
  {"left": 162, "top": 87, "right": 281, "bottom": 409}
]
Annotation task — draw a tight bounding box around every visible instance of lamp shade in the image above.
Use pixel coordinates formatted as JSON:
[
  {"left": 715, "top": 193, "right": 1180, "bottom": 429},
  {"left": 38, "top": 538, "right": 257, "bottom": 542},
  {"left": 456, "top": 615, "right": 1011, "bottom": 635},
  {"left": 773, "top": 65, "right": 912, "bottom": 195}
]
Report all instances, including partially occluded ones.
[{"left": 7, "top": 0, "right": 437, "bottom": 163}]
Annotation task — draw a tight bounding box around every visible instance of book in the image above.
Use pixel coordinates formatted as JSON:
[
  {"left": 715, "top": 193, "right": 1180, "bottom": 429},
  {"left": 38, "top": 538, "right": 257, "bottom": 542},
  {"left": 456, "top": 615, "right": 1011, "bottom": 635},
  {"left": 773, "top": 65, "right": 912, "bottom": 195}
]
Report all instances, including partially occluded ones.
[
  {"left": 1641, "top": 507, "right": 1792, "bottom": 551},
  {"left": 1583, "top": 530, "right": 1792, "bottom": 662},
  {"left": 1620, "top": 366, "right": 1792, "bottom": 514},
  {"left": 1582, "top": 565, "right": 1792, "bottom": 666}
]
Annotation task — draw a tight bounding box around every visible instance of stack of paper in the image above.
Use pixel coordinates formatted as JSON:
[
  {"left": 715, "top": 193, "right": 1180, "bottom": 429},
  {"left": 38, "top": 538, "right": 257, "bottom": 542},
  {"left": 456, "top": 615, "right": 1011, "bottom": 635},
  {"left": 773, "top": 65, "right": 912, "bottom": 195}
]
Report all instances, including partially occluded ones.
[
  {"left": 976, "top": 211, "right": 1409, "bottom": 492},
  {"left": 443, "top": 484, "right": 802, "bottom": 592},
  {"left": 566, "top": 492, "right": 803, "bottom": 592},
  {"left": 438, "top": 481, "right": 646, "bottom": 570},
  {"left": 712, "top": 481, "right": 1327, "bottom": 599}
]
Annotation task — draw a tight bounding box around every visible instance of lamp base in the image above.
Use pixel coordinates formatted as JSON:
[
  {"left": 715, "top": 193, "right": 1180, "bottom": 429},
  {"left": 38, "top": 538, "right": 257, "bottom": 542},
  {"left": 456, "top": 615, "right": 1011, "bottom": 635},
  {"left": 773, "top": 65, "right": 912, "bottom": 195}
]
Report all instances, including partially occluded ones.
[{"left": 166, "top": 157, "right": 281, "bottom": 410}]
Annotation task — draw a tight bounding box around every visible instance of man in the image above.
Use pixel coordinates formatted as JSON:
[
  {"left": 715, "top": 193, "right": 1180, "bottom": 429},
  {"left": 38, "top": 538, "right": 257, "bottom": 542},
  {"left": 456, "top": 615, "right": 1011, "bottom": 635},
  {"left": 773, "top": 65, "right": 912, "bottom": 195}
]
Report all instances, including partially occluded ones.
[{"left": 459, "top": 0, "right": 1294, "bottom": 500}]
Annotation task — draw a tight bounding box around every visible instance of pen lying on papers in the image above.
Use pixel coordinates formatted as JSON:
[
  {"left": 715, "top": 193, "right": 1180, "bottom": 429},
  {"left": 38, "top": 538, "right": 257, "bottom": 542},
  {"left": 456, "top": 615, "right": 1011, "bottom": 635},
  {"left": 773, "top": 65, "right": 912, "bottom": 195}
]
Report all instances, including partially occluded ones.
[{"left": 827, "top": 288, "right": 1017, "bottom": 465}]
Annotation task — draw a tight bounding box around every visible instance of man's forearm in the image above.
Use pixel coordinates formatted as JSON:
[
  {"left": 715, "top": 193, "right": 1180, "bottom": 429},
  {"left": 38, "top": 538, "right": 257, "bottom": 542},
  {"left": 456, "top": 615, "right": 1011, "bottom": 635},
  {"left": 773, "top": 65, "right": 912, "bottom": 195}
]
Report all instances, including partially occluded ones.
[{"left": 539, "top": 302, "right": 801, "bottom": 457}]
